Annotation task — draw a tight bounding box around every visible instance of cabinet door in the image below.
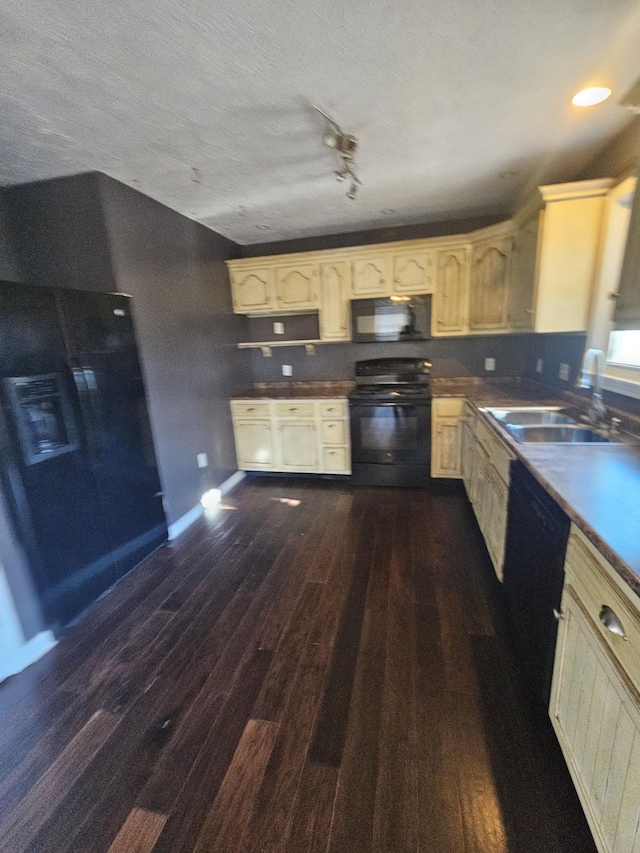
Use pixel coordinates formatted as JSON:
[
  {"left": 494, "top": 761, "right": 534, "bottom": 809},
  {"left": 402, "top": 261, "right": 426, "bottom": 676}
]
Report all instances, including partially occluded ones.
[
  {"left": 351, "top": 257, "right": 391, "bottom": 297},
  {"left": 469, "top": 239, "right": 511, "bottom": 330},
  {"left": 392, "top": 250, "right": 435, "bottom": 294},
  {"left": 461, "top": 419, "right": 476, "bottom": 501},
  {"left": 431, "top": 417, "right": 462, "bottom": 478},
  {"left": 510, "top": 212, "right": 540, "bottom": 330},
  {"left": 434, "top": 248, "right": 469, "bottom": 335},
  {"left": 275, "top": 264, "right": 318, "bottom": 310},
  {"left": 319, "top": 262, "right": 350, "bottom": 341},
  {"left": 234, "top": 420, "right": 273, "bottom": 470},
  {"left": 551, "top": 585, "right": 640, "bottom": 853},
  {"left": 485, "top": 468, "right": 508, "bottom": 579},
  {"left": 277, "top": 420, "right": 317, "bottom": 471},
  {"left": 232, "top": 268, "right": 275, "bottom": 313}
]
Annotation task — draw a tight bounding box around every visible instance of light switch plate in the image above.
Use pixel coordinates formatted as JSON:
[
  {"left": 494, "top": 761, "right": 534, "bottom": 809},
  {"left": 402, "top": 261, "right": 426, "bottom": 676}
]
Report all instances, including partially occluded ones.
[
  {"left": 536, "top": 358, "right": 543, "bottom": 373},
  {"left": 559, "top": 363, "right": 570, "bottom": 381},
  {"left": 282, "top": 364, "right": 293, "bottom": 377},
  {"left": 484, "top": 358, "right": 496, "bottom": 372},
  {"left": 197, "top": 452, "right": 208, "bottom": 468},
  {"left": 273, "top": 322, "right": 284, "bottom": 335}
]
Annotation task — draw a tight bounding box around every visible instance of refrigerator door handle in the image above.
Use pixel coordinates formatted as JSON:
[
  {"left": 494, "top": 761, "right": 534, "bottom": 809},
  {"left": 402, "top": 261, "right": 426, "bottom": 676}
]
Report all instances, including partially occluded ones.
[{"left": 72, "top": 367, "right": 106, "bottom": 458}]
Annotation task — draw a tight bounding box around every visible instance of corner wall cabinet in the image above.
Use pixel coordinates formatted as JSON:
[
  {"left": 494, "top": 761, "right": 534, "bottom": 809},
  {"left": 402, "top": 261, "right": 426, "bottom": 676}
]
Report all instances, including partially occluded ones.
[
  {"left": 228, "top": 177, "right": 615, "bottom": 341},
  {"left": 231, "top": 398, "right": 350, "bottom": 475},
  {"left": 551, "top": 526, "right": 640, "bottom": 853}
]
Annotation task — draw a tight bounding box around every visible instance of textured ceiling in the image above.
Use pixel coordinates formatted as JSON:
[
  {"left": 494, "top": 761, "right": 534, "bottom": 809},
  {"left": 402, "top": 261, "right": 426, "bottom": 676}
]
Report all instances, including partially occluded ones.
[{"left": 1, "top": 0, "right": 640, "bottom": 244}]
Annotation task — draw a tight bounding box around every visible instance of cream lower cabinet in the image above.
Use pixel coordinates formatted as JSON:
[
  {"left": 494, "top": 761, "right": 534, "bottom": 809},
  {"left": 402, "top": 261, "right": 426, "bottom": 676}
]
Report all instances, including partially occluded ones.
[
  {"left": 233, "top": 420, "right": 274, "bottom": 470},
  {"left": 431, "top": 398, "right": 465, "bottom": 478},
  {"left": 231, "top": 399, "right": 350, "bottom": 475},
  {"left": 551, "top": 527, "right": 640, "bottom": 853}
]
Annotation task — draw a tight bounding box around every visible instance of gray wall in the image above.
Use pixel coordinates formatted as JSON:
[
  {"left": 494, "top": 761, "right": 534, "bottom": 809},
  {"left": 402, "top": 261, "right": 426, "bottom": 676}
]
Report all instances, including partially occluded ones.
[
  {"left": 579, "top": 115, "right": 640, "bottom": 181},
  {"left": 0, "top": 193, "right": 21, "bottom": 282},
  {"left": 3, "top": 173, "right": 116, "bottom": 292},
  {"left": 2, "top": 172, "right": 250, "bottom": 526},
  {"left": 98, "top": 175, "right": 250, "bottom": 523}
]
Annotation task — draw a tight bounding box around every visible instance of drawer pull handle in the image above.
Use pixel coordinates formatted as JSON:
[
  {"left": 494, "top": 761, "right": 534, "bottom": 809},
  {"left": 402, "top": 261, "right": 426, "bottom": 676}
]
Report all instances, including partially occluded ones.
[
  {"left": 247, "top": 407, "right": 256, "bottom": 412},
  {"left": 599, "top": 606, "right": 626, "bottom": 640},
  {"left": 553, "top": 608, "right": 563, "bottom": 622}
]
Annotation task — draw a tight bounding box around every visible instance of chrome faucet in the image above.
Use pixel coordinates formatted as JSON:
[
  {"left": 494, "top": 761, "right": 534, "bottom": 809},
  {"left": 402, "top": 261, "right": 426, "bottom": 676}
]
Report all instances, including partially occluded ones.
[{"left": 579, "top": 348, "right": 607, "bottom": 425}]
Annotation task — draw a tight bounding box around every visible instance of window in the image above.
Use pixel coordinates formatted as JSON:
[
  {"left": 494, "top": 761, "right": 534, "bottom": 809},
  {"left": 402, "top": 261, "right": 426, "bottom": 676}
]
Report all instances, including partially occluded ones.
[{"left": 587, "top": 175, "right": 640, "bottom": 398}]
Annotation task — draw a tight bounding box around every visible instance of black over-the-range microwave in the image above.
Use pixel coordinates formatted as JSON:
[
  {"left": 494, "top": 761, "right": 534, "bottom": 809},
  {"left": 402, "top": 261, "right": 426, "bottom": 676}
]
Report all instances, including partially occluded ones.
[{"left": 350, "top": 295, "right": 432, "bottom": 343}]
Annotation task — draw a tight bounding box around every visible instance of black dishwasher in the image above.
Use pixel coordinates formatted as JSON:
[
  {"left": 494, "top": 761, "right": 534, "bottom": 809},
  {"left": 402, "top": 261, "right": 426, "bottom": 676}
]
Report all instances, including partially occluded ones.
[{"left": 502, "top": 461, "right": 571, "bottom": 712}]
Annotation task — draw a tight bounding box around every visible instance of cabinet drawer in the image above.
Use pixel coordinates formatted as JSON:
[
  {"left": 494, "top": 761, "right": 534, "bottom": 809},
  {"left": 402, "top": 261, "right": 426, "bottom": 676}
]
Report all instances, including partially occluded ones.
[
  {"left": 321, "top": 420, "right": 346, "bottom": 445},
  {"left": 323, "top": 447, "right": 349, "bottom": 473},
  {"left": 274, "top": 401, "right": 315, "bottom": 419},
  {"left": 232, "top": 401, "right": 271, "bottom": 419},
  {"left": 476, "top": 416, "right": 513, "bottom": 484},
  {"left": 432, "top": 397, "right": 465, "bottom": 417},
  {"left": 565, "top": 529, "right": 640, "bottom": 696},
  {"left": 319, "top": 400, "right": 347, "bottom": 418}
]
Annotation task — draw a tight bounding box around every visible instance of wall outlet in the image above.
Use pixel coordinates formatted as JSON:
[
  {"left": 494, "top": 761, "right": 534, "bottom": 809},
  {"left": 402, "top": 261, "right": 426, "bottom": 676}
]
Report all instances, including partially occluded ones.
[
  {"left": 197, "top": 452, "right": 208, "bottom": 468},
  {"left": 536, "top": 358, "right": 543, "bottom": 374},
  {"left": 558, "top": 363, "right": 570, "bottom": 382},
  {"left": 484, "top": 357, "right": 496, "bottom": 372},
  {"left": 282, "top": 364, "right": 293, "bottom": 377},
  {"left": 273, "top": 322, "right": 284, "bottom": 335}
]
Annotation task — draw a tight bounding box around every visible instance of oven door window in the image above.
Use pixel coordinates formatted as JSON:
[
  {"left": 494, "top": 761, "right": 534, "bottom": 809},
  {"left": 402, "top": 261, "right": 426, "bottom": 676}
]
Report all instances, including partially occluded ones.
[{"left": 351, "top": 403, "right": 430, "bottom": 465}]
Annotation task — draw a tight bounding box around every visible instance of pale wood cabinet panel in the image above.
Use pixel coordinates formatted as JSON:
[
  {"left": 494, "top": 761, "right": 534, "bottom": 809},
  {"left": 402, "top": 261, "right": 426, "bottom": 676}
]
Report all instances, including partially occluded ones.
[
  {"left": 319, "top": 262, "right": 350, "bottom": 341},
  {"left": 275, "top": 264, "right": 318, "bottom": 310},
  {"left": 233, "top": 420, "right": 274, "bottom": 470},
  {"left": 323, "top": 446, "right": 349, "bottom": 473},
  {"left": 319, "top": 401, "right": 347, "bottom": 418},
  {"left": 434, "top": 248, "right": 469, "bottom": 335},
  {"left": 278, "top": 420, "right": 316, "bottom": 471},
  {"left": 432, "top": 417, "right": 462, "bottom": 478},
  {"left": 461, "top": 418, "right": 476, "bottom": 502},
  {"left": 469, "top": 239, "right": 511, "bottom": 330},
  {"left": 321, "top": 420, "right": 346, "bottom": 445},
  {"left": 510, "top": 211, "right": 540, "bottom": 330},
  {"left": 274, "top": 401, "right": 315, "bottom": 419},
  {"left": 392, "top": 250, "right": 435, "bottom": 294},
  {"left": 351, "top": 257, "right": 391, "bottom": 297},
  {"left": 551, "top": 584, "right": 640, "bottom": 853},
  {"left": 231, "top": 268, "right": 275, "bottom": 313}
]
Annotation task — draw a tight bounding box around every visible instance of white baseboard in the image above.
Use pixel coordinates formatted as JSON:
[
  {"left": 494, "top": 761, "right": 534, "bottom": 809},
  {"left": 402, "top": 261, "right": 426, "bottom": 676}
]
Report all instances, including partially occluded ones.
[
  {"left": 168, "top": 504, "right": 204, "bottom": 541},
  {"left": 167, "top": 472, "right": 246, "bottom": 541},
  {"left": 0, "top": 630, "right": 57, "bottom": 683},
  {"left": 219, "top": 470, "right": 246, "bottom": 496}
]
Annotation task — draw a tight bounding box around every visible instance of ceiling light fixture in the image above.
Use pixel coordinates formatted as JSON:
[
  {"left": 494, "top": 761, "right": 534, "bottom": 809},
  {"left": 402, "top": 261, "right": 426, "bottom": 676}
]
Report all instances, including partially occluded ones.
[
  {"left": 572, "top": 86, "right": 612, "bottom": 107},
  {"left": 313, "top": 105, "right": 361, "bottom": 200}
]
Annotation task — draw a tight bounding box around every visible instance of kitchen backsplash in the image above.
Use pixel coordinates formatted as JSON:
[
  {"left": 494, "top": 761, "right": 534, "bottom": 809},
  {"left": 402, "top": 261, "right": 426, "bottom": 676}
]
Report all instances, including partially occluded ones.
[{"left": 247, "top": 332, "right": 588, "bottom": 385}]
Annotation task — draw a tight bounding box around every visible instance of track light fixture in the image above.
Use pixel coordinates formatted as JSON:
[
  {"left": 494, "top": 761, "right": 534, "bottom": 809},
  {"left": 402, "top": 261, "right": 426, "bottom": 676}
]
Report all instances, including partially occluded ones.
[{"left": 313, "top": 105, "right": 361, "bottom": 200}]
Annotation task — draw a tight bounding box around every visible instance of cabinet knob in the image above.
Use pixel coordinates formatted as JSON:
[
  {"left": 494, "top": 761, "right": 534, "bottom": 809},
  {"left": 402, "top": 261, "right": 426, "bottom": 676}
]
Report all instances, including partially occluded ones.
[
  {"left": 553, "top": 608, "right": 564, "bottom": 622},
  {"left": 526, "top": 308, "right": 534, "bottom": 315}
]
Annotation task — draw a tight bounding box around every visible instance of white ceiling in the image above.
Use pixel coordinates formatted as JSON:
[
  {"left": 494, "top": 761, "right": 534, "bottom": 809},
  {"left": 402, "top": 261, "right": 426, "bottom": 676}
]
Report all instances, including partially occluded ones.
[{"left": 1, "top": 0, "right": 640, "bottom": 244}]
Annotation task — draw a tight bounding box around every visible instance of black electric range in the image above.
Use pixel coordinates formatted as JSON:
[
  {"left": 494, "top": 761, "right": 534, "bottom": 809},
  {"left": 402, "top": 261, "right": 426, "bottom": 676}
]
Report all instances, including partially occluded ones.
[{"left": 348, "top": 357, "right": 432, "bottom": 487}]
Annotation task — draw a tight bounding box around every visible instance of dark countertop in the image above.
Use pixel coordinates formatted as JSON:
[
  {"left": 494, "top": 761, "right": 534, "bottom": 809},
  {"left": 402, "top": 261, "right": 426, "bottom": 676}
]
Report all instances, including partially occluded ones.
[
  {"left": 437, "top": 380, "right": 640, "bottom": 601},
  {"left": 232, "top": 381, "right": 354, "bottom": 400}
]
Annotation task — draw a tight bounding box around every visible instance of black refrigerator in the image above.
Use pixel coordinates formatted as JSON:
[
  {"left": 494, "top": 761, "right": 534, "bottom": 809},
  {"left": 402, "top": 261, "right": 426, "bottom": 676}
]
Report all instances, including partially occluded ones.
[{"left": 0, "top": 282, "right": 167, "bottom": 631}]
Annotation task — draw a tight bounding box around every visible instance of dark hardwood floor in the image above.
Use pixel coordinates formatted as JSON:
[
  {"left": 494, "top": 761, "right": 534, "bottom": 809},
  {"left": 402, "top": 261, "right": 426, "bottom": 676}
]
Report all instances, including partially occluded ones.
[{"left": 0, "top": 478, "right": 597, "bottom": 852}]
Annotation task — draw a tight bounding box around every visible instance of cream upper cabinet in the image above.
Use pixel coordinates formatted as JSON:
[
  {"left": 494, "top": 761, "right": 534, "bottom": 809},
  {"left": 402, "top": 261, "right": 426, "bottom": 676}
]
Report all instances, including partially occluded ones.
[
  {"left": 529, "top": 179, "right": 614, "bottom": 333},
  {"left": 231, "top": 267, "right": 275, "bottom": 313},
  {"left": 392, "top": 250, "right": 435, "bottom": 294},
  {"left": 319, "top": 261, "right": 350, "bottom": 341},
  {"left": 351, "top": 256, "right": 392, "bottom": 297},
  {"left": 510, "top": 209, "right": 541, "bottom": 330},
  {"left": 469, "top": 238, "right": 512, "bottom": 331},
  {"left": 433, "top": 247, "right": 469, "bottom": 335},
  {"left": 274, "top": 264, "right": 319, "bottom": 310},
  {"left": 233, "top": 420, "right": 273, "bottom": 470}
]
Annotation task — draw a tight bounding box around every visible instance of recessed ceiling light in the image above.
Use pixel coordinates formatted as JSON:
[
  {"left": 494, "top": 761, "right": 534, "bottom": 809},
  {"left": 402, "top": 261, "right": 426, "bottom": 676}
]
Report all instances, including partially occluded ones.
[
  {"left": 572, "top": 87, "right": 612, "bottom": 107},
  {"left": 381, "top": 208, "right": 396, "bottom": 215}
]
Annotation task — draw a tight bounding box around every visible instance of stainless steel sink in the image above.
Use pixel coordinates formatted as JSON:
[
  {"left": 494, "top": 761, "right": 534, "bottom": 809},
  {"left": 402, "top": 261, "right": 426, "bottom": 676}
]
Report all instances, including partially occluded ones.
[
  {"left": 506, "top": 425, "right": 613, "bottom": 444},
  {"left": 489, "top": 409, "right": 576, "bottom": 426}
]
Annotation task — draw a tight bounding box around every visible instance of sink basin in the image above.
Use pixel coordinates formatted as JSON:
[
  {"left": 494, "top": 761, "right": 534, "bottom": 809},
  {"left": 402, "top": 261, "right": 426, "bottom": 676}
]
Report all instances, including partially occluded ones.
[
  {"left": 489, "top": 409, "right": 576, "bottom": 426},
  {"left": 506, "top": 425, "right": 613, "bottom": 444}
]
